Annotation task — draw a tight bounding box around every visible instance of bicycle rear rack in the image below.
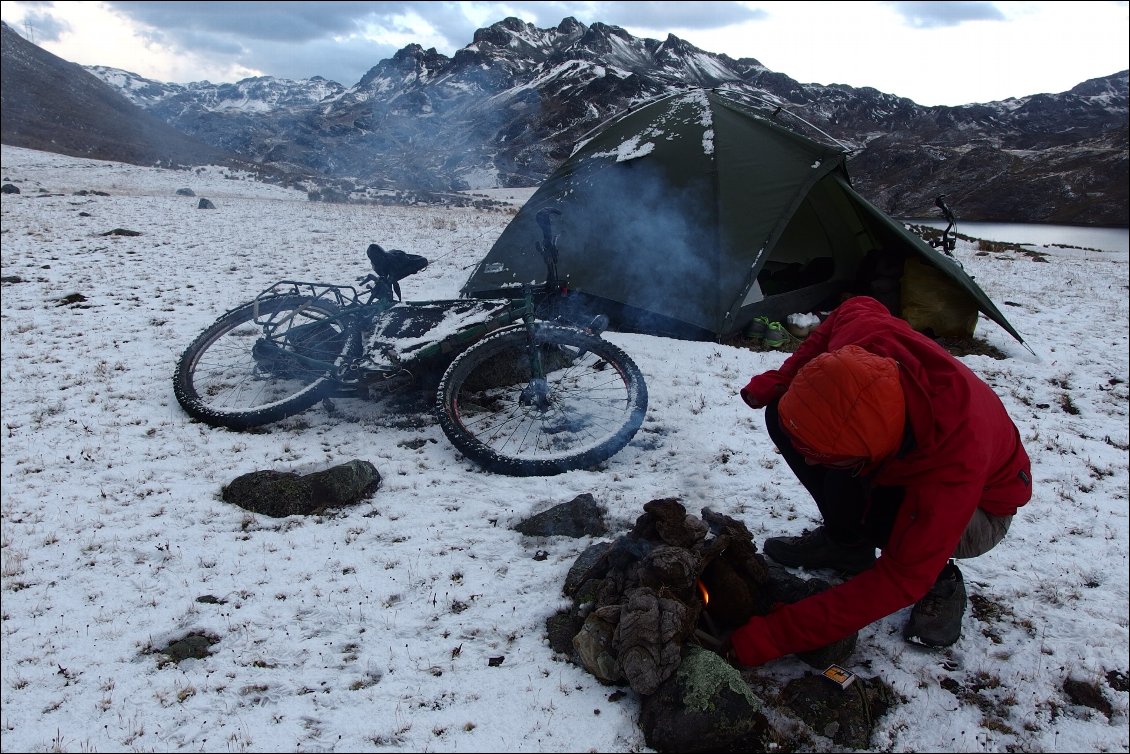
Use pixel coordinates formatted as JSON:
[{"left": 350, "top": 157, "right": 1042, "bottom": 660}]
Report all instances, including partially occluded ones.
[{"left": 254, "top": 281, "right": 362, "bottom": 309}]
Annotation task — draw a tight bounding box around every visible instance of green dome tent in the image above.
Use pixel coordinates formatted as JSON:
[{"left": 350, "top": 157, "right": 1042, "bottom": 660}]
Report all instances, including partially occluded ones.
[{"left": 461, "top": 89, "right": 1025, "bottom": 345}]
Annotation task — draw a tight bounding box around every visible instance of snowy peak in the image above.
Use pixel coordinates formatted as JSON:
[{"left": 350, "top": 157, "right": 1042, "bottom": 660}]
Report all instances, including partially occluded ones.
[
  {"left": 472, "top": 16, "right": 560, "bottom": 53},
  {"left": 86, "top": 66, "right": 346, "bottom": 113},
  {"left": 85, "top": 66, "right": 182, "bottom": 108}
]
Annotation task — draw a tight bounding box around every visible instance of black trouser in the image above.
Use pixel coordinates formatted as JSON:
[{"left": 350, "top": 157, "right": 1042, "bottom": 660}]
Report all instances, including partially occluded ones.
[
  {"left": 765, "top": 399, "right": 1012, "bottom": 559},
  {"left": 765, "top": 399, "right": 904, "bottom": 549}
]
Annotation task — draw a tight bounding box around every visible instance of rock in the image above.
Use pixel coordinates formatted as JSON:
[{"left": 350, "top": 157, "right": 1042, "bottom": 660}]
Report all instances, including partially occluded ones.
[
  {"left": 304, "top": 459, "right": 380, "bottom": 506},
  {"left": 513, "top": 492, "right": 607, "bottom": 537},
  {"left": 778, "top": 671, "right": 896, "bottom": 750},
  {"left": 157, "top": 632, "right": 218, "bottom": 664},
  {"left": 197, "top": 197, "right": 215, "bottom": 209},
  {"left": 221, "top": 460, "right": 380, "bottom": 517},
  {"left": 616, "top": 586, "right": 694, "bottom": 695},
  {"left": 562, "top": 540, "right": 613, "bottom": 597},
  {"left": 1, "top": 183, "right": 19, "bottom": 194},
  {"left": 638, "top": 646, "right": 773, "bottom": 753},
  {"left": 573, "top": 605, "right": 623, "bottom": 684},
  {"left": 176, "top": 187, "right": 196, "bottom": 196},
  {"left": 222, "top": 469, "right": 313, "bottom": 517}
]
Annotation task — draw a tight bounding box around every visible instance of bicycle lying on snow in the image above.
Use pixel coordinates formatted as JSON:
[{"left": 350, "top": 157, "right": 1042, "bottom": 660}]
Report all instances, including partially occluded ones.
[{"left": 172, "top": 208, "right": 648, "bottom": 477}]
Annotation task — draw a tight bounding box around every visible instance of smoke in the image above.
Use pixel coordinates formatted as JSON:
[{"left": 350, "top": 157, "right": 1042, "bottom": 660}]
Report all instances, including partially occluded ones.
[{"left": 552, "top": 157, "right": 719, "bottom": 334}]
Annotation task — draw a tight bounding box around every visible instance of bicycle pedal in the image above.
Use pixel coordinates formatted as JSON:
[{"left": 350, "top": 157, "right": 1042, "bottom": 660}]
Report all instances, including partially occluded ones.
[{"left": 367, "top": 370, "right": 415, "bottom": 395}]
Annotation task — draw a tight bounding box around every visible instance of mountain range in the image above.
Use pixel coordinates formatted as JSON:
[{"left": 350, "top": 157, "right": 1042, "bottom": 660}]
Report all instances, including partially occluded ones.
[{"left": 2, "top": 18, "right": 1126, "bottom": 226}]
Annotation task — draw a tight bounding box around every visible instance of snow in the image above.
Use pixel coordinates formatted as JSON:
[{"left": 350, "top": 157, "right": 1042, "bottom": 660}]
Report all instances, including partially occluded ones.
[
  {"left": 593, "top": 135, "right": 656, "bottom": 163},
  {"left": 2, "top": 144, "right": 1127, "bottom": 753}
]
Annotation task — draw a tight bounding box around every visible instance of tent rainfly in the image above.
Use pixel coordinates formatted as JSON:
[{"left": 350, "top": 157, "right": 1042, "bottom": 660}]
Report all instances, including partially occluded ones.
[{"left": 461, "top": 88, "right": 1025, "bottom": 345}]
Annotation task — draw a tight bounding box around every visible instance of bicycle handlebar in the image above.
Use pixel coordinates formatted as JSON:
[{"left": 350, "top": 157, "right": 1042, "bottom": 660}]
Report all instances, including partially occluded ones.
[{"left": 935, "top": 194, "right": 956, "bottom": 225}]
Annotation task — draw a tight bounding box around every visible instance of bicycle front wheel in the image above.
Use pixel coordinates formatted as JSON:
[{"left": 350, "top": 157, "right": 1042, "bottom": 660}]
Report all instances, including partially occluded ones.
[
  {"left": 436, "top": 324, "right": 648, "bottom": 476},
  {"left": 173, "top": 295, "right": 358, "bottom": 429}
]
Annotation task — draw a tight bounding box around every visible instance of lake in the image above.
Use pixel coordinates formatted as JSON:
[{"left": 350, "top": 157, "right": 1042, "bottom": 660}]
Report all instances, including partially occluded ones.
[{"left": 905, "top": 219, "right": 1129, "bottom": 257}]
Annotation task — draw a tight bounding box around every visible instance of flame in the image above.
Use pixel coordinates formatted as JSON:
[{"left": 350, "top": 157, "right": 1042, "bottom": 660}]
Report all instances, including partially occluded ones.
[{"left": 696, "top": 579, "right": 709, "bottom": 606}]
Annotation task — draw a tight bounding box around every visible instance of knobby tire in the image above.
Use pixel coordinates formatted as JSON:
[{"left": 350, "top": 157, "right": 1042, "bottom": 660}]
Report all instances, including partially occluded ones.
[
  {"left": 436, "top": 324, "right": 647, "bottom": 476},
  {"left": 173, "top": 295, "right": 358, "bottom": 429}
]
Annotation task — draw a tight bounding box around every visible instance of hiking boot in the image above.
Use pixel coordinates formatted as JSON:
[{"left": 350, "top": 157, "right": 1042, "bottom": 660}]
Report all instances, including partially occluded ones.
[
  {"left": 762, "top": 526, "right": 876, "bottom": 575},
  {"left": 903, "top": 561, "right": 966, "bottom": 648}
]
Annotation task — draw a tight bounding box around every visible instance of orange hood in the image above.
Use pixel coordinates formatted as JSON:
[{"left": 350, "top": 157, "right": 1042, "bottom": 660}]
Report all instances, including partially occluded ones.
[{"left": 778, "top": 344, "right": 905, "bottom": 463}]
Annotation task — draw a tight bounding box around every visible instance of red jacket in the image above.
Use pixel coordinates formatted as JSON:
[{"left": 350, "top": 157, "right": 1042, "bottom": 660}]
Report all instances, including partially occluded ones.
[{"left": 731, "top": 296, "right": 1032, "bottom": 666}]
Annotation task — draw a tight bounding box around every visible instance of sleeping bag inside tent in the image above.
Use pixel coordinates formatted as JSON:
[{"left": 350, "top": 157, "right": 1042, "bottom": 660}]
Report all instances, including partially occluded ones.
[{"left": 461, "top": 88, "right": 1023, "bottom": 345}]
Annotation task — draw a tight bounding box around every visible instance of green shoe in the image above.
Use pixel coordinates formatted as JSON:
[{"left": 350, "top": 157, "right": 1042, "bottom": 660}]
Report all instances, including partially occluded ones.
[
  {"left": 762, "top": 320, "right": 788, "bottom": 348},
  {"left": 744, "top": 316, "right": 771, "bottom": 340}
]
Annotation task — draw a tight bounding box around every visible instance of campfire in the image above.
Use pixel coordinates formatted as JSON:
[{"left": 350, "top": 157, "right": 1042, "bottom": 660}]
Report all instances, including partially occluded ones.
[
  {"left": 544, "top": 496, "right": 885, "bottom": 753},
  {"left": 557, "top": 498, "right": 780, "bottom": 694}
]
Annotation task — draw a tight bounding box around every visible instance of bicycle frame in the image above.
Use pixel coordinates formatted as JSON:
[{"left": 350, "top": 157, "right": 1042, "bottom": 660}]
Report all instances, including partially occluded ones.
[{"left": 249, "top": 279, "right": 545, "bottom": 387}]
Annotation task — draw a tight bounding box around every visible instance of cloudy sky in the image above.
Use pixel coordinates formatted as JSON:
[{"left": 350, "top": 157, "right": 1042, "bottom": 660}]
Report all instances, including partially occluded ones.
[{"left": 2, "top": 1, "right": 1127, "bottom": 106}]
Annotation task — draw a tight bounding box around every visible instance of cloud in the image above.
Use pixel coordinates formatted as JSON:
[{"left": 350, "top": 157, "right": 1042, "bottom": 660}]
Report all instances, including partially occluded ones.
[
  {"left": 594, "top": 0, "right": 767, "bottom": 29},
  {"left": 108, "top": 1, "right": 383, "bottom": 42},
  {"left": 96, "top": 1, "right": 428, "bottom": 82},
  {"left": 888, "top": 1, "right": 1006, "bottom": 29},
  {"left": 12, "top": 9, "right": 71, "bottom": 43},
  {"left": 248, "top": 36, "right": 400, "bottom": 83}
]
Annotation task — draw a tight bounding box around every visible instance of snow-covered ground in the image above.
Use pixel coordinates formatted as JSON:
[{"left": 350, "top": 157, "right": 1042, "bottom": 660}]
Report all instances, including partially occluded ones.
[{"left": 2, "top": 145, "right": 1127, "bottom": 752}]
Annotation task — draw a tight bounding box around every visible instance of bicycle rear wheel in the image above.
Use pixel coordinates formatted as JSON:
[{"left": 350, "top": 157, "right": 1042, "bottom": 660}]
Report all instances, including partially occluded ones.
[
  {"left": 436, "top": 324, "right": 647, "bottom": 476},
  {"left": 173, "top": 295, "right": 358, "bottom": 429}
]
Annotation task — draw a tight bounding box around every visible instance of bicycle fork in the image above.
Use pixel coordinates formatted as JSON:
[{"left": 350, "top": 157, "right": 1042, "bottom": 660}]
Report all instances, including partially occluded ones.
[{"left": 517, "top": 315, "right": 552, "bottom": 411}]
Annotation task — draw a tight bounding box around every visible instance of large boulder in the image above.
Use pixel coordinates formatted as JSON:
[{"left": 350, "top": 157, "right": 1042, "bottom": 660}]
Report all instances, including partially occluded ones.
[{"left": 222, "top": 459, "right": 380, "bottom": 517}]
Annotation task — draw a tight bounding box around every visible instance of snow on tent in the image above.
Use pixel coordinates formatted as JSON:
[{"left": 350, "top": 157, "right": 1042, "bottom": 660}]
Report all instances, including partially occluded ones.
[{"left": 461, "top": 88, "right": 1025, "bottom": 345}]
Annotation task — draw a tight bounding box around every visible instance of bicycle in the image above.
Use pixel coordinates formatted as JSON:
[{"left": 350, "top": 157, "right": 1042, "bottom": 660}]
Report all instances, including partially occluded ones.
[{"left": 172, "top": 208, "right": 649, "bottom": 477}]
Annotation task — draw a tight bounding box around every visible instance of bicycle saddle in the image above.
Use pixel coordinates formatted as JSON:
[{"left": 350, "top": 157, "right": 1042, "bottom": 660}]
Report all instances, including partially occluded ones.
[{"left": 367, "top": 244, "right": 428, "bottom": 281}]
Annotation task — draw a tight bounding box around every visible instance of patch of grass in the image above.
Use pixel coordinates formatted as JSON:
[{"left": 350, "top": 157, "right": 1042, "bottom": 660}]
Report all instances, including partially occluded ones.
[
  {"left": 934, "top": 336, "right": 1010, "bottom": 360},
  {"left": 1058, "top": 393, "right": 1080, "bottom": 415}
]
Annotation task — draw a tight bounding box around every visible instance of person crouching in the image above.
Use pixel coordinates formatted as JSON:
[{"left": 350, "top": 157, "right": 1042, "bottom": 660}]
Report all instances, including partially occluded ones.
[{"left": 730, "top": 295, "right": 1032, "bottom": 666}]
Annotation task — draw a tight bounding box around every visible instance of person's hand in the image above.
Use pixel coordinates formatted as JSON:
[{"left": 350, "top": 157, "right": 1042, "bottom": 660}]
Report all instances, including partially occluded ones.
[
  {"left": 716, "top": 631, "right": 740, "bottom": 666},
  {"left": 740, "top": 373, "right": 786, "bottom": 409},
  {"left": 697, "top": 628, "right": 739, "bottom": 665}
]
